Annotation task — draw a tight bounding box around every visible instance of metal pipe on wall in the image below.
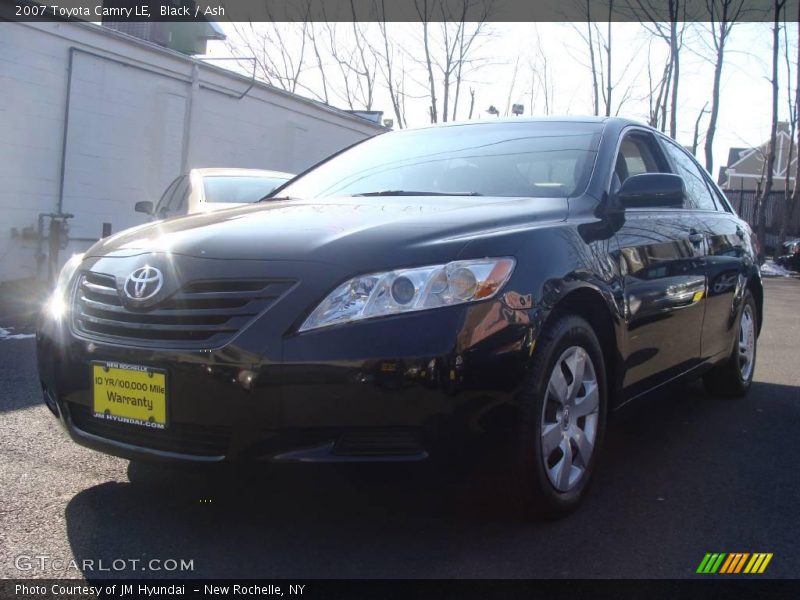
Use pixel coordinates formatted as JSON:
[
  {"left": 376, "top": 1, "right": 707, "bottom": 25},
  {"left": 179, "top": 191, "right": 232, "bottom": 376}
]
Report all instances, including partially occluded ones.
[{"left": 52, "top": 46, "right": 256, "bottom": 277}]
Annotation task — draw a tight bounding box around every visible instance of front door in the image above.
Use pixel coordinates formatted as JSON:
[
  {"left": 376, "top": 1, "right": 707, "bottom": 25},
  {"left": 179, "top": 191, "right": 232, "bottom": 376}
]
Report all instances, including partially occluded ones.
[{"left": 611, "top": 130, "right": 707, "bottom": 398}]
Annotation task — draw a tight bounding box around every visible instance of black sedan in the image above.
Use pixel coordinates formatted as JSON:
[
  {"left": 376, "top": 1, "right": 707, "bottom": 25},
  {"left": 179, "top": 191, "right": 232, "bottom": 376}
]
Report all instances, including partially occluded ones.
[{"left": 37, "top": 117, "right": 762, "bottom": 516}]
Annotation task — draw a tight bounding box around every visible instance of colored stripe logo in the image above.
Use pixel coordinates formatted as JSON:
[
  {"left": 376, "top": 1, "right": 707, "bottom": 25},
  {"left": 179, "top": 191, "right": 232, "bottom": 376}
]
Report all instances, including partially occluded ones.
[{"left": 697, "top": 553, "right": 773, "bottom": 574}]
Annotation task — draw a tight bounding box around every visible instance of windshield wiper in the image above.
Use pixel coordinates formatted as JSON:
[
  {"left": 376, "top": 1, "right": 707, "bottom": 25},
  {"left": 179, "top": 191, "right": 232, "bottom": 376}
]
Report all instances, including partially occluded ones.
[
  {"left": 353, "top": 190, "right": 483, "bottom": 197},
  {"left": 256, "top": 195, "right": 300, "bottom": 203}
]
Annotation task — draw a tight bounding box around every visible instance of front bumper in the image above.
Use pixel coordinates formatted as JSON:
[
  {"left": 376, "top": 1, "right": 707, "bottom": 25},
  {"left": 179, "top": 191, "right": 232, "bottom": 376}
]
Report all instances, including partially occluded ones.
[{"left": 37, "top": 298, "right": 537, "bottom": 463}]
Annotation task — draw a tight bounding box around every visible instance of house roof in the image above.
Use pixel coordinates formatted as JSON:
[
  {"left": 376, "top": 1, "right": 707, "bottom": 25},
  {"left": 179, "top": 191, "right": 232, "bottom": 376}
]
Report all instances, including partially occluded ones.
[
  {"left": 725, "top": 148, "right": 748, "bottom": 168},
  {"left": 727, "top": 124, "right": 793, "bottom": 170},
  {"left": 723, "top": 125, "right": 797, "bottom": 185}
]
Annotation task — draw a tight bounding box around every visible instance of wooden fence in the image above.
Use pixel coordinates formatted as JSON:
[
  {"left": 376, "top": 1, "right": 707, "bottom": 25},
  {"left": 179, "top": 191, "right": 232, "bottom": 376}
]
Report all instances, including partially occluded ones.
[{"left": 723, "top": 189, "right": 800, "bottom": 251}]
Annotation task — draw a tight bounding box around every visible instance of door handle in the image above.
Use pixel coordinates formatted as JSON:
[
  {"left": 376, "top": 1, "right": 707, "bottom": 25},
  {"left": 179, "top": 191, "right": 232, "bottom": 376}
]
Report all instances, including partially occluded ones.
[
  {"left": 735, "top": 226, "right": 746, "bottom": 239},
  {"left": 688, "top": 230, "right": 704, "bottom": 243}
]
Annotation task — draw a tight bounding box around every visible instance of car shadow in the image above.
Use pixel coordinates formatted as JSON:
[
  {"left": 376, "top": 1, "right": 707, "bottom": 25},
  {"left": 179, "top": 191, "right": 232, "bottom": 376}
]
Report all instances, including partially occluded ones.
[
  {"left": 64, "top": 458, "right": 502, "bottom": 579},
  {"left": 63, "top": 379, "right": 799, "bottom": 579}
]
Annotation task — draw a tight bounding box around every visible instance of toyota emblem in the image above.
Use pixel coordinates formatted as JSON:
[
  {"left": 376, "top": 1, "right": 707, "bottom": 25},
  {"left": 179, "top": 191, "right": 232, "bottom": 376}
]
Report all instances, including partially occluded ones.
[{"left": 124, "top": 266, "right": 164, "bottom": 301}]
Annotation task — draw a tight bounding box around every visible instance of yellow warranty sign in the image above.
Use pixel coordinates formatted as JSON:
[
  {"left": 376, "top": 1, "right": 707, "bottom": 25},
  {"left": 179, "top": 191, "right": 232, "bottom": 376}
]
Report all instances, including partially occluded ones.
[{"left": 92, "top": 362, "right": 167, "bottom": 428}]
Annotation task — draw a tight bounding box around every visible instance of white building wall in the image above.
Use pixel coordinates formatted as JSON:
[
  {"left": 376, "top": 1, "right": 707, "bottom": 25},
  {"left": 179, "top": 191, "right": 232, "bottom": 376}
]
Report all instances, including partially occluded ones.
[{"left": 0, "top": 21, "right": 383, "bottom": 283}]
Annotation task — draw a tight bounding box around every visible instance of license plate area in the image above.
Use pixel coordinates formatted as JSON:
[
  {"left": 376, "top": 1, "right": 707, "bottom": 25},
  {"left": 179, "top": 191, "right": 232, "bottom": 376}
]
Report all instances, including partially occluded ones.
[{"left": 92, "top": 361, "right": 167, "bottom": 429}]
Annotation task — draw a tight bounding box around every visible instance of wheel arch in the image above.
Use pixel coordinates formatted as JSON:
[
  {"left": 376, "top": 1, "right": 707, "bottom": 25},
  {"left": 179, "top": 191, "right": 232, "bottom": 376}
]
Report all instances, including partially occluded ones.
[
  {"left": 543, "top": 285, "right": 623, "bottom": 407},
  {"left": 746, "top": 271, "right": 764, "bottom": 335}
]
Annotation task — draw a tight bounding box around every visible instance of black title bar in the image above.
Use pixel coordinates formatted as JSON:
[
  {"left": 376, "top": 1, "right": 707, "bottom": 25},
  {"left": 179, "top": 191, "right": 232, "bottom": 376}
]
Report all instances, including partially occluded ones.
[
  {"left": 2, "top": 0, "right": 797, "bottom": 23},
  {"left": 2, "top": 579, "right": 800, "bottom": 600}
]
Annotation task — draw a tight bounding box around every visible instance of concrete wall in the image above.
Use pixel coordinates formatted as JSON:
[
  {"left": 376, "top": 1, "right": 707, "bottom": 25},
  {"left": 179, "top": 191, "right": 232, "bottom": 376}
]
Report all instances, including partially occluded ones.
[{"left": 0, "top": 21, "right": 384, "bottom": 283}]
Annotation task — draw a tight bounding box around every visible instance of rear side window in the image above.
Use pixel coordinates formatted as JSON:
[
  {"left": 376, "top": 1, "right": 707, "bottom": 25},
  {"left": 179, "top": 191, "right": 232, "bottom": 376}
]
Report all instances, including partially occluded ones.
[{"left": 662, "top": 141, "right": 717, "bottom": 211}]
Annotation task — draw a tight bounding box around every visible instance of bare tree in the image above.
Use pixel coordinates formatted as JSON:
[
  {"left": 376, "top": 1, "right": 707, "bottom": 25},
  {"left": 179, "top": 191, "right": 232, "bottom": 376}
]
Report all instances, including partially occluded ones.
[
  {"left": 307, "top": 22, "right": 330, "bottom": 105},
  {"left": 589, "top": 19, "right": 638, "bottom": 118},
  {"left": 229, "top": 20, "right": 312, "bottom": 98},
  {"left": 321, "top": 20, "right": 378, "bottom": 111},
  {"left": 504, "top": 56, "right": 521, "bottom": 117},
  {"left": 594, "top": 22, "right": 612, "bottom": 116},
  {"left": 634, "top": 0, "right": 689, "bottom": 138},
  {"left": 570, "top": 0, "right": 601, "bottom": 115},
  {"left": 692, "top": 103, "right": 710, "bottom": 156},
  {"left": 450, "top": 10, "right": 490, "bottom": 120},
  {"left": 415, "top": 0, "right": 439, "bottom": 122},
  {"left": 701, "top": 0, "right": 746, "bottom": 173},
  {"left": 347, "top": 19, "right": 378, "bottom": 111},
  {"left": 529, "top": 33, "right": 555, "bottom": 115},
  {"left": 756, "top": 0, "right": 788, "bottom": 254},
  {"left": 644, "top": 39, "right": 673, "bottom": 130},
  {"left": 587, "top": 2, "right": 600, "bottom": 115},
  {"left": 375, "top": 14, "right": 407, "bottom": 128},
  {"left": 468, "top": 87, "right": 476, "bottom": 119},
  {"left": 779, "top": 0, "right": 800, "bottom": 247},
  {"left": 659, "top": 49, "right": 674, "bottom": 132},
  {"left": 605, "top": 2, "right": 613, "bottom": 116},
  {"left": 413, "top": 0, "right": 492, "bottom": 123}
]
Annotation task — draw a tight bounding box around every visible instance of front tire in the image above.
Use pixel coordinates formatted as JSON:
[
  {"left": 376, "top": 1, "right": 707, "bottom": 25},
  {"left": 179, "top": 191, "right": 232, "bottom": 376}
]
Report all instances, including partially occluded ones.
[
  {"left": 510, "top": 314, "right": 607, "bottom": 519},
  {"left": 703, "top": 289, "right": 758, "bottom": 397}
]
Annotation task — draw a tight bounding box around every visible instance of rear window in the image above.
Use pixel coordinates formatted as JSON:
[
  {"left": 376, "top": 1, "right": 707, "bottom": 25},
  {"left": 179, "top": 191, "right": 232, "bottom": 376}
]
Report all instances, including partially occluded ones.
[
  {"left": 203, "top": 176, "right": 291, "bottom": 204},
  {"left": 279, "top": 121, "right": 603, "bottom": 199}
]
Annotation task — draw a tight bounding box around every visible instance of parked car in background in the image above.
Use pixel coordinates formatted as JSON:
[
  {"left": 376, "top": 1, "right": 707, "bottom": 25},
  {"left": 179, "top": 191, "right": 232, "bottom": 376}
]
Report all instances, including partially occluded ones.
[
  {"left": 135, "top": 168, "right": 294, "bottom": 219},
  {"left": 776, "top": 239, "right": 800, "bottom": 271}
]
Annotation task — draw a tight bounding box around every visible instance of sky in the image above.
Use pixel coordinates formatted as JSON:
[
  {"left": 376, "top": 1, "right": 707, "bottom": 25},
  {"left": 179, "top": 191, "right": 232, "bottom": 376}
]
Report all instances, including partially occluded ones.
[{"left": 204, "top": 21, "right": 795, "bottom": 177}]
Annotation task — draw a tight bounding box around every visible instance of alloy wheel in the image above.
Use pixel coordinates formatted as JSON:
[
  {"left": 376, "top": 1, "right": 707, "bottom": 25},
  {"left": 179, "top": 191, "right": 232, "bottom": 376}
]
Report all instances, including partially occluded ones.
[
  {"left": 540, "top": 346, "right": 600, "bottom": 492},
  {"left": 739, "top": 304, "right": 756, "bottom": 381}
]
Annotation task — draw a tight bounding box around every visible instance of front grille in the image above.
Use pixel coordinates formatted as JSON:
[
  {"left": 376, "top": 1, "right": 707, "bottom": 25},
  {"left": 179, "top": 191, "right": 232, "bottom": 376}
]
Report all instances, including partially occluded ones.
[
  {"left": 334, "top": 429, "right": 425, "bottom": 457},
  {"left": 73, "top": 272, "right": 295, "bottom": 347},
  {"left": 69, "top": 403, "right": 230, "bottom": 457}
]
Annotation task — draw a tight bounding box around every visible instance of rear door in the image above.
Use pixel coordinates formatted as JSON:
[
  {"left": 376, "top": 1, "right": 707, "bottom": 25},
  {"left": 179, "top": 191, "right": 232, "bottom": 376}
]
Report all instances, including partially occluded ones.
[
  {"left": 659, "top": 139, "right": 752, "bottom": 361},
  {"left": 612, "top": 129, "right": 707, "bottom": 397}
]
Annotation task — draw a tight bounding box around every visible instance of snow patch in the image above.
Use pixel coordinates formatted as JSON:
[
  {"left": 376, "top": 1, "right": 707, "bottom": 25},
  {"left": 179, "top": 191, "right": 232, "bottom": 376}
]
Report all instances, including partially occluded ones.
[
  {"left": 0, "top": 327, "right": 35, "bottom": 340},
  {"left": 760, "top": 260, "right": 796, "bottom": 278}
]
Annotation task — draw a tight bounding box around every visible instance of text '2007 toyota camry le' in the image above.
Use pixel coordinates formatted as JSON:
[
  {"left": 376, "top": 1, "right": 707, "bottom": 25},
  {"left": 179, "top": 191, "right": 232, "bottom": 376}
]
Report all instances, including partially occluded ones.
[{"left": 37, "top": 117, "right": 762, "bottom": 516}]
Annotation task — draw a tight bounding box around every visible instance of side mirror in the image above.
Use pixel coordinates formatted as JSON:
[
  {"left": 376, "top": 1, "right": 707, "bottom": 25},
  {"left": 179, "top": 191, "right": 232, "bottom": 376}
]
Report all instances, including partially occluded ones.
[
  {"left": 135, "top": 201, "right": 154, "bottom": 215},
  {"left": 616, "top": 173, "right": 685, "bottom": 209}
]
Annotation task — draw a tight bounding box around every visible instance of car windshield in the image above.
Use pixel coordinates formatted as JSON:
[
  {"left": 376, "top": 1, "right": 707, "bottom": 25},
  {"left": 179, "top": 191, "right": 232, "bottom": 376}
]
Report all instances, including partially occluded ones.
[
  {"left": 279, "top": 121, "right": 603, "bottom": 199},
  {"left": 203, "top": 175, "right": 290, "bottom": 204}
]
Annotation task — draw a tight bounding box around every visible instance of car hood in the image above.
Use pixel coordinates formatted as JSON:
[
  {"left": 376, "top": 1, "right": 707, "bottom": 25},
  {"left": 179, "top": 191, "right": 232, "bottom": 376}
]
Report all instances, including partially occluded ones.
[
  {"left": 88, "top": 196, "right": 568, "bottom": 270},
  {"left": 195, "top": 201, "right": 249, "bottom": 213}
]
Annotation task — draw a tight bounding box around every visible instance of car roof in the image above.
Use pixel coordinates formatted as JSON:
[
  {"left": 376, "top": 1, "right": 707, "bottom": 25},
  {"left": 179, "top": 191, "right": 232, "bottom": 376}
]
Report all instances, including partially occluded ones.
[
  {"left": 189, "top": 168, "right": 295, "bottom": 178},
  {"left": 401, "top": 115, "right": 646, "bottom": 131}
]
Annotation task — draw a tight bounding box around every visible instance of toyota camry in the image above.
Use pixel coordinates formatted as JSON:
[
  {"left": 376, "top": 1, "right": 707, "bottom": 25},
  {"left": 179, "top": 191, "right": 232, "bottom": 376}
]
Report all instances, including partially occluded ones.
[{"left": 37, "top": 117, "right": 762, "bottom": 516}]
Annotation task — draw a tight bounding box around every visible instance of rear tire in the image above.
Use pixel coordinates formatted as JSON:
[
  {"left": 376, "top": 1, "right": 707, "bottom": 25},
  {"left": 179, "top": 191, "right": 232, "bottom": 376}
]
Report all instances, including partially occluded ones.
[
  {"left": 703, "top": 289, "right": 758, "bottom": 397},
  {"left": 509, "top": 314, "right": 607, "bottom": 519}
]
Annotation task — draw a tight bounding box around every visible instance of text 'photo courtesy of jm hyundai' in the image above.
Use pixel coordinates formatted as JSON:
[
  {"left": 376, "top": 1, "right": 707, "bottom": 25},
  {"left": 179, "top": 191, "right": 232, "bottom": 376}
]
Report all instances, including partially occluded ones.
[{"left": 38, "top": 117, "right": 762, "bottom": 517}]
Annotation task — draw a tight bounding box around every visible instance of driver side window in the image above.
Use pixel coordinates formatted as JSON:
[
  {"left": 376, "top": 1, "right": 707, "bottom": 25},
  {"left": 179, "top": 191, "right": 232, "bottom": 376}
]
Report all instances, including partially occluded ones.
[{"left": 612, "top": 134, "right": 666, "bottom": 194}]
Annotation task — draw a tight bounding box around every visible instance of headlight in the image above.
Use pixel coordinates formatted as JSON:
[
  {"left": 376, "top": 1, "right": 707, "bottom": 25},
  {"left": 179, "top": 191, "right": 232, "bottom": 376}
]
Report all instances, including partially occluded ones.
[
  {"left": 46, "top": 253, "right": 84, "bottom": 320},
  {"left": 300, "top": 257, "right": 515, "bottom": 332}
]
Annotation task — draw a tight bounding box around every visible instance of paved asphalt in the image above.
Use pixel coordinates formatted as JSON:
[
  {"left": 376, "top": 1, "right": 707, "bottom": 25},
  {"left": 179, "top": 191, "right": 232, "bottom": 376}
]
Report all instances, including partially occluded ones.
[{"left": 1, "top": 278, "right": 798, "bottom": 580}]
